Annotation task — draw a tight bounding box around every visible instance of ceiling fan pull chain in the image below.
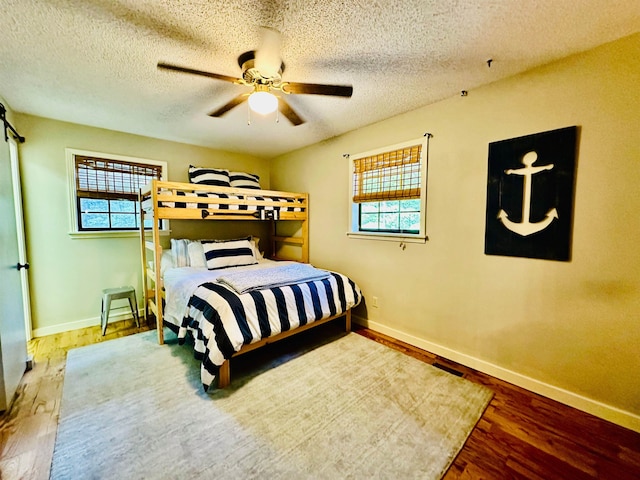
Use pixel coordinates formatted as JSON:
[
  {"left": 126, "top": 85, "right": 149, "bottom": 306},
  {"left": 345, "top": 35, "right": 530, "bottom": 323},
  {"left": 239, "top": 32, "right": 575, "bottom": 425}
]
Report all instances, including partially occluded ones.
[{"left": 247, "top": 105, "right": 252, "bottom": 125}]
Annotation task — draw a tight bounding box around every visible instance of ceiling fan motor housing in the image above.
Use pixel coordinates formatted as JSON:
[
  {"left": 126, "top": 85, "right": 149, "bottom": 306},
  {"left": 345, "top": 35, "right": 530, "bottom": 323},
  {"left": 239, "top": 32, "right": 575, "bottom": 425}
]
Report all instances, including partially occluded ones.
[{"left": 238, "top": 50, "right": 284, "bottom": 84}]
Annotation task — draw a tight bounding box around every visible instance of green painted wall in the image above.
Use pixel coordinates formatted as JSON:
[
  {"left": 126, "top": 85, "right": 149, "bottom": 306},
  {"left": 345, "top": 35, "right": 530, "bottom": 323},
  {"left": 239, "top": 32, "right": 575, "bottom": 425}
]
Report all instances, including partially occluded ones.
[
  {"left": 13, "top": 115, "right": 268, "bottom": 335},
  {"left": 270, "top": 33, "right": 640, "bottom": 429}
]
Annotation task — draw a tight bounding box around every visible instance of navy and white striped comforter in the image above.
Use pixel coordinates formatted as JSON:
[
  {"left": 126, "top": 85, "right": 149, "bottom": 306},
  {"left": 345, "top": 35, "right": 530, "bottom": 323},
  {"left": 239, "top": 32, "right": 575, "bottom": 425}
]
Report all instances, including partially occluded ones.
[
  {"left": 161, "top": 191, "right": 305, "bottom": 212},
  {"left": 168, "top": 263, "right": 361, "bottom": 389}
]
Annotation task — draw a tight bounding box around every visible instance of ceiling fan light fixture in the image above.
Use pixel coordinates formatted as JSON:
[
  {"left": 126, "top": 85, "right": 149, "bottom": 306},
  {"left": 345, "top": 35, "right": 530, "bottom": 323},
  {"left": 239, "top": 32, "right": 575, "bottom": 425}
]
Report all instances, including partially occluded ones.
[{"left": 248, "top": 90, "right": 278, "bottom": 115}]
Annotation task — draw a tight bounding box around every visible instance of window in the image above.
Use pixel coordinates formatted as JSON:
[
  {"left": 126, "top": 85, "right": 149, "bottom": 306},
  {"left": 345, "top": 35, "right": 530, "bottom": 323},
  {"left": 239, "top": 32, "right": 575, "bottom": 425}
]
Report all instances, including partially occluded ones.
[
  {"left": 67, "top": 149, "right": 166, "bottom": 236},
  {"left": 348, "top": 137, "right": 429, "bottom": 242},
  {"left": 359, "top": 199, "right": 421, "bottom": 233}
]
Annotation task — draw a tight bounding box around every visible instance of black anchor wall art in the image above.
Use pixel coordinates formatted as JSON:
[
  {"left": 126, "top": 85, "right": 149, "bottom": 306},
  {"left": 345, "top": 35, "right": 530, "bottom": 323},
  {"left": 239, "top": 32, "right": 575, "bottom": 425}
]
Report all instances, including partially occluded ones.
[{"left": 484, "top": 126, "right": 578, "bottom": 261}]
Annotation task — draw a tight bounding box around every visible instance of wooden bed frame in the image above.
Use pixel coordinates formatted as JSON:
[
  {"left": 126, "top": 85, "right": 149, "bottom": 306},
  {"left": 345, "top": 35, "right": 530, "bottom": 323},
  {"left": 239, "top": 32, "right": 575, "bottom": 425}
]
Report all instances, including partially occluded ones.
[
  {"left": 139, "top": 179, "right": 351, "bottom": 387},
  {"left": 218, "top": 311, "right": 351, "bottom": 388}
]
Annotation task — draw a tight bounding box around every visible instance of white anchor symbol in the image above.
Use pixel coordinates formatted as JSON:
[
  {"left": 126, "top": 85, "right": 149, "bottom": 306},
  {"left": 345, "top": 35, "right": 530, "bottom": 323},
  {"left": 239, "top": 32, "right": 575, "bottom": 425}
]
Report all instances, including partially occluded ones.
[{"left": 498, "top": 151, "right": 558, "bottom": 236}]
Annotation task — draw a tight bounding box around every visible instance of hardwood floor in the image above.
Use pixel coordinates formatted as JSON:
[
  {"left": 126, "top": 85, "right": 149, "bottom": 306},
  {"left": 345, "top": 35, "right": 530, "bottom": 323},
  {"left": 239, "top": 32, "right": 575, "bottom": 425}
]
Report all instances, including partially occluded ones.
[
  {"left": 0, "top": 319, "right": 153, "bottom": 480},
  {"left": 354, "top": 327, "right": 640, "bottom": 480},
  {"left": 1, "top": 320, "right": 639, "bottom": 479}
]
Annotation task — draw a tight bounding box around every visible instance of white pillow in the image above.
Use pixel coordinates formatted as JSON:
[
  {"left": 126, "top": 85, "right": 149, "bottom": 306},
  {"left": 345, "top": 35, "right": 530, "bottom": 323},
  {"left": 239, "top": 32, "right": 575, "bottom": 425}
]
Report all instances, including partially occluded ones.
[
  {"left": 201, "top": 238, "right": 258, "bottom": 270},
  {"left": 187, "top": 240, "right": 207, "bottom": 268},
  {"left": 160, "top": 249, "right": 175, "bottom": 276},
  {"left": 170, "top": 239, "right": 190, "bottom": 267},
  {"left": 250, "top": 236, "right": 264, "bottom": 260}
]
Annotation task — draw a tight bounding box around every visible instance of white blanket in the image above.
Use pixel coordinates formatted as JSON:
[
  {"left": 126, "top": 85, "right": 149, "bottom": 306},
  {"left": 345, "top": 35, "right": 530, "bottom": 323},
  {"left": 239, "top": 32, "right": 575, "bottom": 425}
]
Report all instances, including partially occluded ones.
[
  {"left": 216, "top": 263, "right": 331, "bottom": 294},
  {"left": 163, "top": 260, "right": 286, "bottom": 326}
]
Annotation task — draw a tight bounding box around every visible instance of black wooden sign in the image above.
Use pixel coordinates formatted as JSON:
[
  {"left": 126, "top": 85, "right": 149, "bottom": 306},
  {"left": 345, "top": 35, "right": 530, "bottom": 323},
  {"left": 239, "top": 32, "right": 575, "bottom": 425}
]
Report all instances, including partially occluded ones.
[{"left": 484, "top": 126, "right": 578, "bottom": 261}]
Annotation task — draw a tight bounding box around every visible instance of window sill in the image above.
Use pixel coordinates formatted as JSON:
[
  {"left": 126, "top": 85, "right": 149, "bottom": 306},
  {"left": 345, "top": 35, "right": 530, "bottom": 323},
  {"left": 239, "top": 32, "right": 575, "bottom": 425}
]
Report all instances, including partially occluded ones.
[
  {"left": 346, "top": 232, "right": 428, "bottom": 243},
  {"left": 69, "top": 229, "right": 170, "bottom": 239}
]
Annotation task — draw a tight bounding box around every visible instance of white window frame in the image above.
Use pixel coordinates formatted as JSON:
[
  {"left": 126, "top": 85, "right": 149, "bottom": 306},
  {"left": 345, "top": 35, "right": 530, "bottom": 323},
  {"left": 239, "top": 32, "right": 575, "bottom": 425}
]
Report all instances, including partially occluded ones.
[
  {"left": 347, "top": 137, "right": 429, "bottom": 243},
  {"left": 66, "top": 148, "right": 168, "bottom": 238}
]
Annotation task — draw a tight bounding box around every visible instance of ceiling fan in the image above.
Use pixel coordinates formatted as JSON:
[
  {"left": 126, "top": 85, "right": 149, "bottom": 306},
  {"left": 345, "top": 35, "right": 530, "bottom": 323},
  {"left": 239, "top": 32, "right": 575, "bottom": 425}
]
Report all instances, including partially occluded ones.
[{"left": 158, "top": 28, "right": 353, "bottom": 126}]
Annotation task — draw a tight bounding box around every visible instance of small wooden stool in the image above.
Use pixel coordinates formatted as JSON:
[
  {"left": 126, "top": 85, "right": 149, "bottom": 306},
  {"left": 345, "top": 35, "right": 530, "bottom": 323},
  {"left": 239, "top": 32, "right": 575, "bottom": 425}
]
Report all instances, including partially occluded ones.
[{"left": 101, "top": 286, "right": 139, "bottom": 335}]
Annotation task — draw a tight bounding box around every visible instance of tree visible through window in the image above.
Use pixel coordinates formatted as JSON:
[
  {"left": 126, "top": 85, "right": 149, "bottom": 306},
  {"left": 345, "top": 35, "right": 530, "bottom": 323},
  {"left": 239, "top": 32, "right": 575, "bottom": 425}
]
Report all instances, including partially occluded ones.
[
  {"left": 359, "top": 199, "right": 421, "bottom": 233},
  {"left": 72, "top": 153, "right": 164, "bottom": 231}
]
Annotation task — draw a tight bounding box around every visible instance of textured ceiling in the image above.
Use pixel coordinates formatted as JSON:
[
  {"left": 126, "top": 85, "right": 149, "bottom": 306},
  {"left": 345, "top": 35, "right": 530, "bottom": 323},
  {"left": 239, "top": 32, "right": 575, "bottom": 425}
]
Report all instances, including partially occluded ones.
[{"left": 1, "top": 0, "right": 639, "bottom": 159}]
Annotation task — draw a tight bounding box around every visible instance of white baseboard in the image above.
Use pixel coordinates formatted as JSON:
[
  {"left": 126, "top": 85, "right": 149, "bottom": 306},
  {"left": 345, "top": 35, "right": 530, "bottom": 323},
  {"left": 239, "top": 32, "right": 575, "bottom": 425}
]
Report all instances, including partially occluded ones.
[
  {"left": 32, "top": 308, "right": 142, "bottom": 338},
  {"left": 354, "top": 316, "right": 640, "bottom": 433},
  {"left": 33, "top": 311, "right": 640, "bottom": 432}
]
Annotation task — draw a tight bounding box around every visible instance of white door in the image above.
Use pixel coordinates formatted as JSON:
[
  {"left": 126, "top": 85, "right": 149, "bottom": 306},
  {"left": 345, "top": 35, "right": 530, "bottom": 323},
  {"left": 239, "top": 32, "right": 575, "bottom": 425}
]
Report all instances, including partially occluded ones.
[
  {"left": 0, "top": 135, "right": 29, "bottom": 411},
  {"left": 9, "top": 138, "right": 32, "bottom": 340}
]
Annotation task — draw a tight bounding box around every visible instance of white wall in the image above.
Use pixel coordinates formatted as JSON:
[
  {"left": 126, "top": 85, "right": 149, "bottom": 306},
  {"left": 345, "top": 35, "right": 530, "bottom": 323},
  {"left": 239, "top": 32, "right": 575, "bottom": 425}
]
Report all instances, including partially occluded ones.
[
  {"left": 14, "top": 115, "right": 268, "bottom": 336},
  {"left": 270, "top": 33, "right": 640, "bottom": 431}
]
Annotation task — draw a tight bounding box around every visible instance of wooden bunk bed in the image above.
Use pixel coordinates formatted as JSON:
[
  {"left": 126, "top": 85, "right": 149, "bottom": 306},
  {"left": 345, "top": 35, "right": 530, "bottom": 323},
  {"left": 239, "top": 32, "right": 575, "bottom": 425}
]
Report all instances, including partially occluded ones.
[{"left": 139, "top": 179, "right": 361, "bottom": 388}]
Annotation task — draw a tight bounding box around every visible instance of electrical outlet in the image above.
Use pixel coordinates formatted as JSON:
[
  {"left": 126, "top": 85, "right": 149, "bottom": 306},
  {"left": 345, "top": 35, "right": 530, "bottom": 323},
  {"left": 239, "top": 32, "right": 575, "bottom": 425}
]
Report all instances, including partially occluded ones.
[{"left": 372, "top": 296, "right": 379, "bottom": 308}]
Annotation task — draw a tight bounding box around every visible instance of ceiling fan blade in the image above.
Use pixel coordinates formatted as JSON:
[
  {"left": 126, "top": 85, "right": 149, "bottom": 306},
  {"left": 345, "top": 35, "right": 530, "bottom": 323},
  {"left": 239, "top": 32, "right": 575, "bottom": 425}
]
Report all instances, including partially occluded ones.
[
  {"left": 255, "top": 26, "right": 283, "bottom": 79},
  {"left": 281, "top": 82, "right": 353, "bottom": 97},
  {"left": 209, "top": 94, "right": 249, "bottom": 117},
  {"left": 158, "top": 62, "right": 241, "bottom": 84},
  {"left": 278, "top": 97, "right": 305, "bottom": 126}
]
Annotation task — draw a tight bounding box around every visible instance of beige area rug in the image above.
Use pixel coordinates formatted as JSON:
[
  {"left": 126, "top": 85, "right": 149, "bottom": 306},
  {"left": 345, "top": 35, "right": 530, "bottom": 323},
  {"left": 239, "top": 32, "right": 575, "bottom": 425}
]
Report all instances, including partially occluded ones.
[{"left": 50, "top": 327, "right": 493, "bottom": 479}]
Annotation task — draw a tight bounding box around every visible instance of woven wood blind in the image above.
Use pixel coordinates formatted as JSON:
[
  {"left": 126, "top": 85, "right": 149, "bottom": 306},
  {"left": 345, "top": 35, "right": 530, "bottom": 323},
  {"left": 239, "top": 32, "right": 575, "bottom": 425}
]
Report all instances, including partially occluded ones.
[
  {"left": 75, "top": 155, "right": 162, "bottom": 200},
  {"left": 352, "top": 144, "right": 422, "bottom": 203}
]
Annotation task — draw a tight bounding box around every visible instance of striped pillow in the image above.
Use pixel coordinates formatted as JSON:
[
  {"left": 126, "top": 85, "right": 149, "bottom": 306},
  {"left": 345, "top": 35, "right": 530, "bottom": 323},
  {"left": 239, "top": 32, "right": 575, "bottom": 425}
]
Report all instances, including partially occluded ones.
[
  {"left": 201, "top": 238, "right": 258, "bottom": 270},
  {"left": 230, "top": 171, "right": 261, "bottom": 189},
  {"left": 188, "top": 166, "right": 230, "bottom": 186}
]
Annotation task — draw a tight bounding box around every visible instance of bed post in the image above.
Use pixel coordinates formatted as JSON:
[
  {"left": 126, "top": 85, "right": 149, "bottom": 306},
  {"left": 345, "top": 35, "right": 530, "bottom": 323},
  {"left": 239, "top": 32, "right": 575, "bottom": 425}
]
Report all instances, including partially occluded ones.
[
  {"left": 139, "top": 189, "right": 147, "bottom": 324},
  {"left": 270, "top": 220, "right": 276, "bottom": 261},
  {"left": 301, "top": 193, "right": 309, "bottom": 263},
  {"left": 218, "top": 361, "right": 231, "bottom": 388},
  {"left": 151, "top": 180, "right": 164, "bottom": 345}
]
